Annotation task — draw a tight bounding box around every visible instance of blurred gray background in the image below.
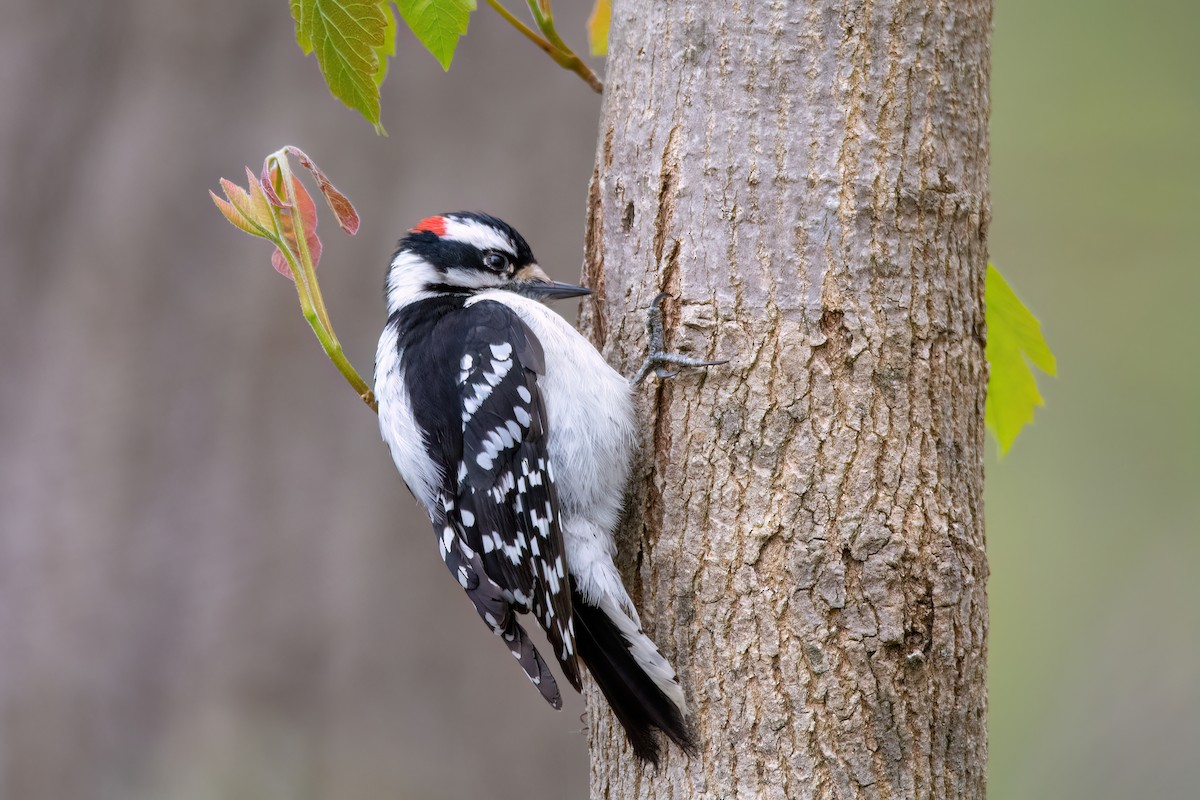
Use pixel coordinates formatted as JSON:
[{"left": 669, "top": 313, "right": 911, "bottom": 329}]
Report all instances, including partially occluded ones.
[{"left": 0, "top": 1, "right": 1195, "bottom": 799}]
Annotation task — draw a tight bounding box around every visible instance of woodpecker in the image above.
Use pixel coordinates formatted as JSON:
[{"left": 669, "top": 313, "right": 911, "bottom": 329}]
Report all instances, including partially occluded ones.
[{"left": 375, "top": 211, "right": 714, "bottom": 764}]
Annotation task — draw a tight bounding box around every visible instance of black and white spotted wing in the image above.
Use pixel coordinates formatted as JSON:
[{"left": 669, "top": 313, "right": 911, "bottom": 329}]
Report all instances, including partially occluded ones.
[
  {"left": 430, "top": 490, "right": 563, "bottom": 708},
  {"left": 399, "top": 298, "right": 581, "bottom": 701}
]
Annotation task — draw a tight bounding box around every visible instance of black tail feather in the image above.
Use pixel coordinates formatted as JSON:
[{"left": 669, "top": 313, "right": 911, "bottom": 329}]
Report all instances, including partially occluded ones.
[{"left": 571, "top": 584, "right": 693, "bottom": 765}]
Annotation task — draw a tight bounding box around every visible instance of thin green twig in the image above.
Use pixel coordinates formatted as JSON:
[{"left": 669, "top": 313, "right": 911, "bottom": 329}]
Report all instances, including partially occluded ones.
[
  {"left": 267, "top": 179, "right": 378, "bottom": 413},
  {"left": 484, "top": 0, "right": 603, "bottom": 93}
]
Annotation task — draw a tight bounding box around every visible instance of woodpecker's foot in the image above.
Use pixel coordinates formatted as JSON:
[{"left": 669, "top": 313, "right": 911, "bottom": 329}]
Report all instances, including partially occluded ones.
[{"left": 631, "top": 293, "right": 727, "bottom": 385}]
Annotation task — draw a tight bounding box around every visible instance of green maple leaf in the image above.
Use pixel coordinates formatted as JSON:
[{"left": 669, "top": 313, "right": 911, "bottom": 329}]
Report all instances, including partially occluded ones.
[
  {"left": 394, "top": 0, "right": 476, "bottom": 71},
  {"left": 985, "top": 264, "right": 1057, "bottom": 454},
  {"left": 290, "top": 0, "right": 395, "bottom": 133},
  {"left": 374, "top": 3, "right": 398, "bottom": 88}
]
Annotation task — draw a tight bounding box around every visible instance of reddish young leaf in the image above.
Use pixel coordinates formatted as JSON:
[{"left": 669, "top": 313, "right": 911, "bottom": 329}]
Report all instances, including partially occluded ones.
[
  {"left": 211, "top": 167, "right": 275, "bottom": 238},
  {"left": 214, "top": 148, "right": 358, "bottom": 280},
  {"left": 283, "top": 146, "right": 360, "bottom": 235},
  {"left": 211, "top": 190, "right": 259, "bottom": 236},
  {"left": 268, "top": 172, "right": 322, "bottom": 280},
  {"left": 260, "top": 160, "right": 290, "bottom": 208}
]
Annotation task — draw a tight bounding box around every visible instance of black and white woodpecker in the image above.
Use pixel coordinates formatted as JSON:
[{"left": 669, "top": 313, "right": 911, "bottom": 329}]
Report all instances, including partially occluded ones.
[{"left": 375, "top": 212, "right": 718, "bottom": 763}]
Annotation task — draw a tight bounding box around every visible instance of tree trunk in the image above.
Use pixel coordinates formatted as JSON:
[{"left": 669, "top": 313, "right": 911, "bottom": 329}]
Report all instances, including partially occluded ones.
[{"left": 580, "top": 1, "right": 991, "bottom": 798}]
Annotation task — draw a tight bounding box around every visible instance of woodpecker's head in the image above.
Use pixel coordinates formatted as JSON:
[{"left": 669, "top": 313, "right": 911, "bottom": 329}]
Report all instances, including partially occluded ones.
[{"left": 386, "top": 212, "right": 591, "bottom": 308}]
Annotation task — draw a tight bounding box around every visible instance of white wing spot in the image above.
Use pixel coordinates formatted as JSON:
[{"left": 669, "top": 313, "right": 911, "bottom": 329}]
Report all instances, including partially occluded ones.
[
  {"left": 493, "top": 426, "right": 515, "bottom": 449},
  {"left": 463, "top": 392, "right": 483, "bottom": 417}
]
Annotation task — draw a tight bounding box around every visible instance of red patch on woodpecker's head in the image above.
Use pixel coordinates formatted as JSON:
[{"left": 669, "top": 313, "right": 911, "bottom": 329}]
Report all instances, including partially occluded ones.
[{"left": 412, "top": 215, "right": 447, "bottom": 236}]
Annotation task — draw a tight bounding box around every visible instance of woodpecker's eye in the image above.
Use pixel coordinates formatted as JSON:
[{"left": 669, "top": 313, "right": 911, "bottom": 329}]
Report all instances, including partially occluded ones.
[{"left": 483, "top": 252, "right": 510, "bottom": 272}]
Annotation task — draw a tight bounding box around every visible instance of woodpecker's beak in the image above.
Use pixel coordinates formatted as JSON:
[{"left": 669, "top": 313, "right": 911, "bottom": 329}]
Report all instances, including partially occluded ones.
[{"left": 511, "top": 264, "right": 593, "bottom": 301}]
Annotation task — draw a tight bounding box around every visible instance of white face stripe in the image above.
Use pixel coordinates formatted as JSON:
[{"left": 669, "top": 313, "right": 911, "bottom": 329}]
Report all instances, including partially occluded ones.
[
  {"left": 386, "top": 250, "right": 441, "bottom": 312},
  {"left": 442, "top": 215, "right": 517, "bottom": 256},
  {"left": 442, "top": 266, "right": 504, "bottom": 290}
]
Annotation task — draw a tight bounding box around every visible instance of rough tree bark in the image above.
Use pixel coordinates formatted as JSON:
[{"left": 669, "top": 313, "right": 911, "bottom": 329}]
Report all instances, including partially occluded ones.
[{"left": 579, "top": 1, "right": 991, "bottom": 798}]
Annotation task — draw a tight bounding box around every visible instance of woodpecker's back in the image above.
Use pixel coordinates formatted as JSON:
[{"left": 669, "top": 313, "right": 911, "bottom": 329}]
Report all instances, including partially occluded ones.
[{"left": 374, "top": 212, "right": 691, "bottom": 764}]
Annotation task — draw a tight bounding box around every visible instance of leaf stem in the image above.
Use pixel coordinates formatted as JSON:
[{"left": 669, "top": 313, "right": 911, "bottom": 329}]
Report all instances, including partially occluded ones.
[
  {"left": 525, "top": 0, "right": 565, "bottom": 52},
  {"left": 484, "top": 0, "right": 603, "bottom": 93},
  {"left": 268, "top": 191, "right": 378, "bottom": 413}
]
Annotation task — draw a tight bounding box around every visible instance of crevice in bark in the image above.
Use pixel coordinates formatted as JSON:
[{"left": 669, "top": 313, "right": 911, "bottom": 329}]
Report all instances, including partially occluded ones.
[{"left": 583, "top": 164, "right": 608, "bottom": 349}]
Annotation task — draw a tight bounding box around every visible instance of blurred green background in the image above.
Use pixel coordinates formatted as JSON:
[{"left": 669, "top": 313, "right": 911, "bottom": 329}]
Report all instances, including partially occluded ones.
[
  {"left": 0, "top": 0, "right": 1195, "bottom": 798},
  {"left": 988, "top": 0, "right": 1199, "bottom": 797}
]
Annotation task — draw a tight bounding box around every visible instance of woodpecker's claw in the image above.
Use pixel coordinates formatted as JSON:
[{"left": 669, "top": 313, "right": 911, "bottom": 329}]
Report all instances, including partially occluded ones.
[{"left": 631, "top": 293, "right": 727, "bottom": 385}]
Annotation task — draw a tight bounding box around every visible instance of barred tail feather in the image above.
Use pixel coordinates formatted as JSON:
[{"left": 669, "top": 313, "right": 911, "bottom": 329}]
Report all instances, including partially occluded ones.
[{"left": 571, "top": 584, "right": 693, "bottom": 765}]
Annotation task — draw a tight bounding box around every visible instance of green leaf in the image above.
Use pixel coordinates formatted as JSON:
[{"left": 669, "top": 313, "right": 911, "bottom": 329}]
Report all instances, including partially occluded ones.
[
  {"left": 985, "top": 264, "right": 1057, "bottom": 454},
  {"left": 587, "top": 0, "right": 610, "bottom": 57},
  {"left": 394, "top": 0, "right": 476, "bottom": 71},
  {"left": 290, "top": 0, "right": 313, "bottom": 52},
  {"left": 289, "top": 0, "right": 394, "bottom": 133},
  {"left": 374, "top": 2, "right": 398, "bottom": 88}
]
